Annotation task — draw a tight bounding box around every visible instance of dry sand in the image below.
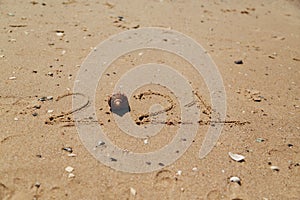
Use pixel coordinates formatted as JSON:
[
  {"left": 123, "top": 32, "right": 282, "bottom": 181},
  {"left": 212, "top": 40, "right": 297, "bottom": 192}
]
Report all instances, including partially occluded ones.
[{"left": 0, "top": 0, "right": 299, "bottom": 199}]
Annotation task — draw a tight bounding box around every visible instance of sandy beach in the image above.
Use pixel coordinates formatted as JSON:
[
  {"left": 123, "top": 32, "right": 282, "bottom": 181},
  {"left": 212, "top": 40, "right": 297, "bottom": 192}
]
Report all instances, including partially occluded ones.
[{"left": 0, "top": 0, "right": 299, "bottom": 199}]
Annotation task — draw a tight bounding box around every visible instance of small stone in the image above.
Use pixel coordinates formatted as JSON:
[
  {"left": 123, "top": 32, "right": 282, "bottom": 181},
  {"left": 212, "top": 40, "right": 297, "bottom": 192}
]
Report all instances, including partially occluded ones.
[
  {"left": 8, "top": 76, "right": 17, "bottom": 80},
  {"left": 68, "top": 153, "right": 77, "bottom": 157},
  {"left": 34, "top": 182, "right": 41, "bottom": 188},
  {"left": 47, "top": 109, "right": 54, "bottom": 113},
  {"left": 65, "top": 166, "right": 74, "bottom": 173},
  {"left": 96, "top": 141, "right": 105, "bottom": 147},
  {"left": 14, "top": 117, "right": 18, "bottom": 121},
  {"left": 110, "top": 157, "right": 117, "bottom": 162},
  {"left": 176, "top": 170, "right": 182, "bottom": 176},
  {"left": 192, "top": 167, "right": 198, "bottom": 171},
  {"left": 143, "top": 139, "right": 148, "bottom": 144},
  {"left": 32, "top": 112, "right": 38, "bottom": 117},
  {"left": 256, "top": 138, "right": 265, "bottom": 142},
  {"left": 130, "top": 187, "right": 136, "bottom": 196},
  {"left": 62, "top": 147, "right": 73, "bottom": 153},
  {"left": 34, "top": 105, "right": 41, "bottom": 109},
  {"left": 68, "top": 173, "right": 75, "bottom": 178},
  {"left": 38, "top": 97, "right": 47, "bottom": 101},
  {"left": 253, "top": 97, "right": 262, "bottom": 102},
  {"left": 234, "top": 60, "right": 243, "bottom": 64},
  {"left": 47, "top": 96, "right": 53, "bottom": 100}
]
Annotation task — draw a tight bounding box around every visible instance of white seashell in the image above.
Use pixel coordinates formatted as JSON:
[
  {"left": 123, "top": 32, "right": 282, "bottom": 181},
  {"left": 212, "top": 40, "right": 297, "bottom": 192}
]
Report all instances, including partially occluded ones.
[
  {"left": 143, "top": 139, "right": 148, "bottom": 144},
  {"left": 8, "top": 76, "right": 16, "bottom": 80},
  {"left": 56, "top": 32, "right": 64, "bottom": 37},
  {"left": 230, "top": 176, "right": 241, "bottom": 183},
  {"left": 176, "top": 170, "right": 182, "bottom": 176},
  {"left": 229, "top": 152, "right": 245, "bottom": 162},
  {"left": 65, "top": 166, "right": 74, "bottom": 173},
  {"left": 68, "top": 173, "right": 75, "bottom": 178},
  {"left": 130, "top": 187, "right": 136, "bottom": 196},
  {"left": 270, "top": 166, "right": 280, "bottom": 171}
]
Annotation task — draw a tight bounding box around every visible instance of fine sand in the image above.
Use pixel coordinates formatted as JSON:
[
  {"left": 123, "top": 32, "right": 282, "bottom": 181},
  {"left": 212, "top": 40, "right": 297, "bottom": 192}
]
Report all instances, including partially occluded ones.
[{"left": 1, "top": 0, "right": 299, "bottom": 199}]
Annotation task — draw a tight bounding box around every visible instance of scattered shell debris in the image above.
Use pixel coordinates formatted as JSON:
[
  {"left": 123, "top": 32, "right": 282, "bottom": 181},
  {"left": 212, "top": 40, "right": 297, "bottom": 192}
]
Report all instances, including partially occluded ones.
[
  {"left": 130, "top": 187, "right": 137, "bottom": 196},
  {"left": 143, "top": 139, "right": 148, "bottom": 144},
  {"left": 65, "top": 166, "right": 74, "bottom": 173},
  {"left": 270, "top": 166, "right": 280, "bottom": 171},
  {"left": 256, "top": 138, "right": 265, "bottom": 143},
  {"left": 62, "top": 147, "right": 73, "bottom": 153},
  {"left": 38, "top": 96, "right": 53, "bottom": 101},
  {"left": 176, "top": 170, "right": 182, "bottom": 176},
  {"left": 8, "top": 76, "right": 16, "bottom": 80},
  {"left": 96, "top": 140, "right": 105, "bottom": 147},
  {"left": 55, "top": 30, "right": 65, "bottom": 37},
  {"left": 68, "top": 173, "right": 75, "bottom": 178},
  {"left": 230, "top": 176, "right": 241, "bottom": 185},
  {"left": 229, "top": 152, "right": 245, "bottom": 162}
]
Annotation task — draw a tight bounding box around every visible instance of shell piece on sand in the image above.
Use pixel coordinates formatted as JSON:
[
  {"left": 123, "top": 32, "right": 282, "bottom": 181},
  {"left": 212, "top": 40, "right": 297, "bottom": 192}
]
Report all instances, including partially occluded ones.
[
  {"left": 130, "top": 187, "right": 136, "bottom": 196},
  {"left": 230, "top": 176, "right": 241, "bottom": 184},
  {"left": 229, "top": 152, "right": 245, "bottom": 162},
  {"left": 270, "top": 166, "right": 280, "bottom": 171},
  {"left": 65, "top": 166, "right": 74, "bottom": 173}
]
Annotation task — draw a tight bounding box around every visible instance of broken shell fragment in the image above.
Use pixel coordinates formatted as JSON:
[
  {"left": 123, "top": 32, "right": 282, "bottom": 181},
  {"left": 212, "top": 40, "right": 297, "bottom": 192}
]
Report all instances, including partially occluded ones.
[
  {"left": 130, "top": 187, "right": 136, "bottom": 196},
  {"left": 230, "top": 176, "right": 241, "bottom": 185},
  {"left": 65, "top": 166, "right": 74, "bottom": 173},
  {"left": 229, "top": 152, "right": 245, "bottom": 162},
  {"left": 270, "top": 166, "right": 280, "bottom": 171}
]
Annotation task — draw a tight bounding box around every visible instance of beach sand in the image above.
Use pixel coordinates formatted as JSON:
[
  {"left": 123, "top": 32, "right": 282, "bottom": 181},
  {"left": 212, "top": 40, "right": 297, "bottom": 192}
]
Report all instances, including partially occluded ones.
[{"left": 0, "top": 0, "right": 299, "bottom": 199}]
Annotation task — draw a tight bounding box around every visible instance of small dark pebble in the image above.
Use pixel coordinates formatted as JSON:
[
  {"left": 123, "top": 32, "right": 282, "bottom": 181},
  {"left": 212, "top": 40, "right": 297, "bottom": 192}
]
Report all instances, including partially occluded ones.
[
  {"left": 35, "top": 182, "right": 41, "bottom": 188},
  {"left": 158, "top": 163, "right": 165, "bottom": 166},
  {"left": 36, "top": 154, "right": 42, "bottom": 158},
  {"left": 234, "top": 60, "right": 243, "bottom": 64},
  {"left": 110, "top": 157, "right": 117, "bottom": 162},
  {"left": 287, "top": 144, "right": 293, "bottom": 147},
  {"left": 117, "top": 16, "right": 124, "bottom": 21},
  {"left": 32, "top": 112, "right": 38, "bottom": 117},
  {"left": 34, "top": 105, "right": 41, "bottom": 109},
  {"left": 32, "top": 70, "right": 38, "bottom": 73},
  {"left": 146, "top": 162, "right": 151, "bottom": 165}
]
